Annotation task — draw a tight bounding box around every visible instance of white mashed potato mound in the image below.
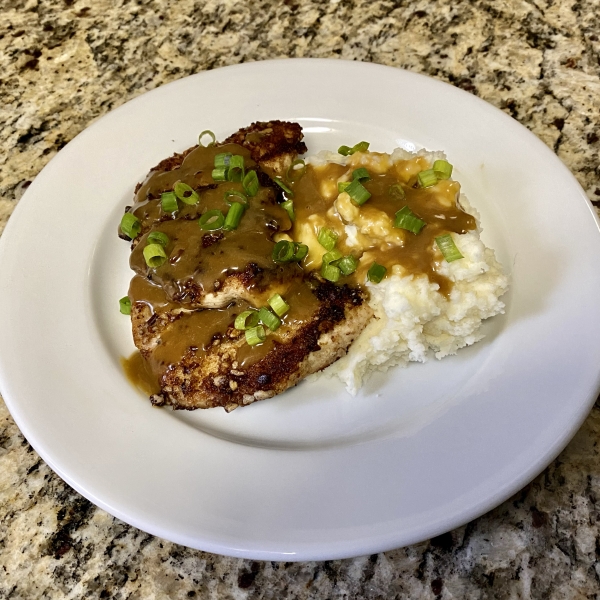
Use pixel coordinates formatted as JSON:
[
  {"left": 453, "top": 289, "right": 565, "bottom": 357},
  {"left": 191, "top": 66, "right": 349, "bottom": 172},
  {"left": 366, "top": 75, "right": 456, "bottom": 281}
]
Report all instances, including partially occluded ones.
[{"left": 306, "top": 148, "right": 509, "bottom": 394}]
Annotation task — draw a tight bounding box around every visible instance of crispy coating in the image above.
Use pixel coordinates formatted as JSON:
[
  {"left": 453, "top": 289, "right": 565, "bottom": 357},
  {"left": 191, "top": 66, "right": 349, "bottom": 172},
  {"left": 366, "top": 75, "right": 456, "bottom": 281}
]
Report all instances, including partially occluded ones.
[
  {"left": 135, "top": 277, "right": 373, "bottom": 411},
  {"left": 125, "top": 122, "right": 373, "bottom": 410},
  {"left": 223, "top": 120, "right": 307, "bottom": 177}
]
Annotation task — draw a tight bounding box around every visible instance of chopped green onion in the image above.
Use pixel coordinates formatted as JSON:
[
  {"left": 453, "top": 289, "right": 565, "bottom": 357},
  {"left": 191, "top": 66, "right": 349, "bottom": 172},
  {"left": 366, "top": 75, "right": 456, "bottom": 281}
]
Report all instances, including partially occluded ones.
[
  {"left": 143, "top": 243, "right": 168, "bottom": 268},
  {"left": 321, "top": 262, "right": 341, "bottom": 282},
  {"left": 338, "top": 181, "right": 351, "bottom": 193},
  {"left": 352, "top": 168, "right": 371, "bottom": 182},
  {"left": 435, "top": 234, "right": 463, "bottom": 262},
  {"left": 346, "top": 179, "right": 371, "bottom": 206},
  {"left": 318, "top": 227, "right": 338, "bottom": 251},
  {"left": 418, "top": 169, "right": 438, "bottom": 188},
  {"left": 281, "top": 199, "right": 295, "bottom": 221},
  {"left": 338, "top": 255, "right": 358, "bottom": 275},
  {"left": 367, "top": 262, "right": 387, "bottom": 284},
  {"left": 258, "top": 307, "right": 281, "bottom": 331},
  {"left": 235, "top": 310, "right": 260, "bottom": 330},
  {"left": 120, "top": 213, "right": 141, "bottom": 239},
  {"left": 389, "top": 184, "right": 406, "bottom": 200},
  {"left": 272, "top": 240, "right": 295, "bottom": 263},
  {"left": 214, "top": 153, "right": 232, "bottom": 168},
  {"left": 433, "top": 159, "right": 453, "bottom": 180},
  {"left": 174, "top": 182, "right": 199, "bottom": 205},
  {"left": 212, "top": 166, "right": 228, "bottom": 181},
  {"left": 227, "top": 155, "right": 245, "bottom": 182},
  {"left": 394, "top": 206, "right": 426, "bottom": 235},
  {"left": 224, "top": 189, "right": 248, "bottom": 206},
  {"left": 161, "top": 191, "right": 178, "bottom": 213},
  {"left": 198, "top": 209, "right": 225, "bottom": 230},
  {"left": 223, "top": 202, "right": 245, "bottom": 230},
  {"left": 268, "top": 293, "right": 290, "bottom": 317},
  {"left": 338, "top": 141, "right": 370, "bottom": 156},
  {"left": 293, "top": 242, "right": 308, "bottom": 261},
  {"left": 243, "top": 170, "right": 259, "bottom": 197},
  {"left": 245, "top": 325, "right": 266, "bottom": 346},
  {"left": 352, "top": 141, "right": 370, "bottom": 154},
  {"left": 274, "top": 177, "right": 293, "bottom": 196},
  {"left": 286, "top": 159, "right": 306, "bottom": 181},
  {"left": 198, "top": 130, "right": 216, "bottom": 147},
  {"left": 119, "top": 296, "right": 131, "bottom": 315},
  {"left": 322, "top": 248, "right": 343, "bottom": 264},
  {"left": 147, "top": 231, "right": 169, "bottom": 246}
]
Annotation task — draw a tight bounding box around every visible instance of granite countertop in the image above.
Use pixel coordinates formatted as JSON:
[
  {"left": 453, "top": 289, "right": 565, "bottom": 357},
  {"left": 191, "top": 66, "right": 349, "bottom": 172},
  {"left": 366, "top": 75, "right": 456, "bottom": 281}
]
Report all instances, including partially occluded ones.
[{"left": 1, "top": 0, "right": 600, "bottom": 597}]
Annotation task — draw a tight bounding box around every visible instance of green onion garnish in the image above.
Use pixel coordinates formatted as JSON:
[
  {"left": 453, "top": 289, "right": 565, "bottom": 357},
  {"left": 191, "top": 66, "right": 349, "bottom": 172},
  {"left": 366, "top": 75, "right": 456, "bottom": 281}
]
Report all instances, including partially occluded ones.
[
  {"left": 286, "top": 159, "right": 306, "bottom": 181},
  {"left": 143, "top": 243, "right": 168, "bottom": 268},
  {"left": 418, "top": 169, "right": 438, "bottom": 188},
  {"left": 212, "top": 167, "right": 228, "bottom": 182},
  {"left": 245, "top": 325, "right": 266, "bottom": 346},
  {"left": 367, "top": 262, "right": 387, "bottom": 284},
  {"left": 322, "top": 248, "right": 343, "bottom": 264},
  {"left": 352, "top": 141, "right": 370, "bottom": 153},
  {"left": 338, "top": 181, "right": 351, "bottom": 193},
  {"left": 338, "top": 141, "right": 370, "bottom": 156},
  {"left": 293, "top": 242, "right": 308, "bottom": 261},
  {"left": 321, "top": 262, "right": 341, "bottom": 282},
  {"left": 435, "top": 234, "right": 463, "bottom": 262},
  {"left": 243, "top": 170, "right": 259, "bottom": 197},
  {"left": 258, "top": 307, "right": 281, "bottom": 331},
  {"left": 161, "top": 191, "right": 178, "bottom": 213},
  {"left": 394, "top": 206, "right": 426, "bottom": 235},
  {"left": 281, "top": 199, "right": 295, "bottom": 221},
  {"left": 120, "top": 213, "right": 141, "bottom": 240},
  {"left": 147, "top": 231, "right": 169, "bottom": 246},
  {"left": 352, "top": 168, "right": 370, "bottom": 182},
  {"left": 433, "top": 159, "right": 453, "bottom": 180},
  {"left": 223, "top": 202, "right": 245, "bottom": 231},
  {"left": 346, "top": 179, "right": 371, "bottom": 206},
  {"left": 119, "top": 296, "right": 131, "bottom": 315},
  {"left": 338, "top": 255, "right": 358, "bottom": 275},
  {"left": 227, "top": 155, "right": 245, "bottom": 182},
  {"left": 214, "top": 153, "right": 232, "bottom": 168},
  {"left": 198, "top": 130, "right": 216, "bottom": 147},
  {"left": 198, "top": 209, "right": 225, "bottom": 230},
  {"left": 274, "top": 177, "right": 293, "bottom": 196},
  {"left": 268, "top": 293, "right": 290, "bottom": 317},
  {"left": 224, "top": 189, "right": 248, "bottom": 206},
  {"left": 174, "top": 182, "right": 199, "bottom": 205},
  {"left": 235, "top": 310, "right": 260, "bottom": 330},
  {"left": 318, "top": 227, "right": 338, "bottom": 251},
  {"left": 389, "top": 184, "right": 406, "bottom": 200},
  {"left": 272, "top": 240, "right": 295, "bottom": 263}
]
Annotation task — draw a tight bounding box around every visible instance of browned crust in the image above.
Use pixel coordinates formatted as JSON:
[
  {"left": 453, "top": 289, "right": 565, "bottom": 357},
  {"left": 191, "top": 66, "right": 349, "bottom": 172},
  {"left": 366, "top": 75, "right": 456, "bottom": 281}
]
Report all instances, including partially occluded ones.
[
  {"left": 141, "top": 278, "right": 372, "bottom": 411},
  {"left": 223, "top": 121, "right": 307, "bottom": 166},
  {"left": 125, "top": 121, "right": 370, "bottom": 411}
]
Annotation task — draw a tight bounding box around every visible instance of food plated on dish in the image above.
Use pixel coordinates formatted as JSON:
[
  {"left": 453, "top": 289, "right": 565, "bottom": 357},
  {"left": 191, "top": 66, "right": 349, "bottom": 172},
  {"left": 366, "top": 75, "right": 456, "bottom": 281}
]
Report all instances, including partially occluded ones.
[
  {"left": 118, "top": 121, "right": 507, "bottom": 411},
  {"left": 2, "top": 59, "right": 600, "bottom": 561}
]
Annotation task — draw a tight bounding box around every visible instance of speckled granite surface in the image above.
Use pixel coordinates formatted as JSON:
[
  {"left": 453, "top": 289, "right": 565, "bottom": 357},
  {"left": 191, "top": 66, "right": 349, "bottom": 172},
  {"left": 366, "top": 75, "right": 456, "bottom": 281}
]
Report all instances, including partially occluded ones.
[{"left": 1, "top": 0, "right": 600, "bottom": 597}]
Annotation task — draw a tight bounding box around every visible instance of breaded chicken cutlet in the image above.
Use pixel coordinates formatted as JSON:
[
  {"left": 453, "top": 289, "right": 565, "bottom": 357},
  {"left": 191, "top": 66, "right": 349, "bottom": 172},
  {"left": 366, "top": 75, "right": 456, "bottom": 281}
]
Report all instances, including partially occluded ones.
[{"left": 120, "top": 121, "right": 373, "bottom": 411}]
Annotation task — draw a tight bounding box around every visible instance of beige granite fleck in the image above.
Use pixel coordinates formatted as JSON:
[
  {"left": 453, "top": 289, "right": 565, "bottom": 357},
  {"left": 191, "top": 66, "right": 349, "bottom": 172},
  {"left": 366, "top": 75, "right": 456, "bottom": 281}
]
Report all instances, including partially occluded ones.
[{"left": 1, "top": 0, "right": 600, "bottom": 598}]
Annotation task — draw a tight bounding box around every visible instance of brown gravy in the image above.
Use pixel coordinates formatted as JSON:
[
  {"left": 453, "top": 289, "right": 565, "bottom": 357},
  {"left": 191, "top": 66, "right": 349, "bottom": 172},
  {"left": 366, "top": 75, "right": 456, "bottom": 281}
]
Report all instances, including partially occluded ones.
[
  {"left": 122, "top": 149, "right": 475, "bottom": 394},
  {"left": 291, "top": 162, "right": 475, "bottom": 295}
]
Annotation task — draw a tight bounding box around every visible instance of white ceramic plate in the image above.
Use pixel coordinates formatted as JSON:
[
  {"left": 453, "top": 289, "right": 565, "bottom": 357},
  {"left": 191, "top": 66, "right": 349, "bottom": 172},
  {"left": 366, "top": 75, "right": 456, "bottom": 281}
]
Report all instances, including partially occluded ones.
[{"left": 1, "top": 59, "right": 600, "bottom": 561}]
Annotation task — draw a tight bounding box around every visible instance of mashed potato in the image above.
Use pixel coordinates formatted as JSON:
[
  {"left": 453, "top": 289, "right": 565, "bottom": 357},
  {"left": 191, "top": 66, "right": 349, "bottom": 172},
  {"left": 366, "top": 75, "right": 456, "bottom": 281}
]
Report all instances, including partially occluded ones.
[{"left": 302, "top": 148, "right": 508, "bottom": 394}]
